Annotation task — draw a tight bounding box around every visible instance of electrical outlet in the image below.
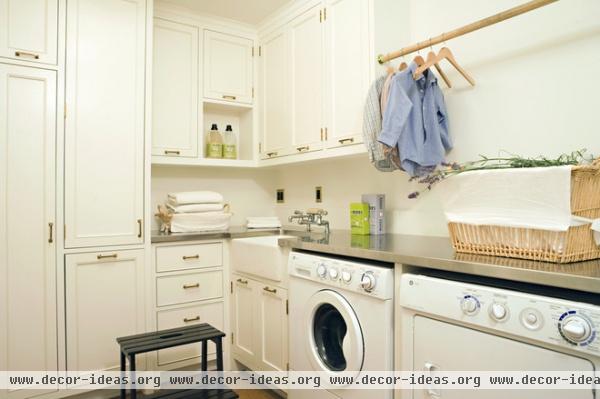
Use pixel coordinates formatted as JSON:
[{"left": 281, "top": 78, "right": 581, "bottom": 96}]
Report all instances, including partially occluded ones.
[
  {"left": 315, "top": 186, "right": 322, "bottom": 203},
  {"left": 276, "top": 189, "right": 285, "bottom": 203}
]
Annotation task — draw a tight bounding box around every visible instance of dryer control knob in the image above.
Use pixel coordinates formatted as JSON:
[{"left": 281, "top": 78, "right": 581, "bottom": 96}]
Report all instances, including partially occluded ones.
[
  {"left": 341, "top": 270, "right": 352, "bottom": 283},
  {"left": 329, "top": 267, "right": 339, "bottom": 280},
  {"left": 460, "top": 296, "right": 479, "bottom": 315},
  {"left": 360, "top": 272, "right": 376, "bottom": 292},
  {"left": 316, "top": 264, "right": 327, "bottom": 278},
  {"left": 560, "top": 315, "right": 592, "bottom": 344},
  {"left": 490, "top": 303, "right": 508, "bottom": 321}
]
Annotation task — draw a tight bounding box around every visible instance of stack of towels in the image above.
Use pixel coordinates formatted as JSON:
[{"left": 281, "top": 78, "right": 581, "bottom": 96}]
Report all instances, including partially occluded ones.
[
  {"left": 167, "top": 191, "right": 232, "bottom": 233},
  {"left": 246, "top": 216, "right": 282, "bottom": 229}
]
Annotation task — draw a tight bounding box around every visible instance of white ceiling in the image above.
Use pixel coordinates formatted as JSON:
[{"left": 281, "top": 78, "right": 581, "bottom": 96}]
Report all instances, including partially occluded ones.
[{"left": 159, "top": 0, "right": 293, "bottom": 25}]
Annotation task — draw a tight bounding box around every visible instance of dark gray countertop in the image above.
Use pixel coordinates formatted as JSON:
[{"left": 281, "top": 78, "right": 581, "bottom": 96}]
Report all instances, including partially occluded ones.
[
  {"left": 277, "top": 231, "right": 600, "bottom": 295},
  {"left": 151, "top": 227, "right": 600, "bottom": 294}
]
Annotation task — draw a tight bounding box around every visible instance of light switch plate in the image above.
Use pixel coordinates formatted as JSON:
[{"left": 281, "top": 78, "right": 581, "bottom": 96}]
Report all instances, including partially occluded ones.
[
  {"left": 315, "top": 186, "right": 322, "bottom": 203},
  {"left": 277, "top": 189, "right": 285, "bottom": 203}
]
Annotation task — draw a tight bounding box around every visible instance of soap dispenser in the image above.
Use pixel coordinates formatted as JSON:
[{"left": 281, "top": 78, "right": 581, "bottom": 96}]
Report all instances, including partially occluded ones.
[
  {"left": 206, "top": 123, "right": 223, "bottom": 158},
  {"left": 222, "top": 124, "right": 237, "bottom": 160}
]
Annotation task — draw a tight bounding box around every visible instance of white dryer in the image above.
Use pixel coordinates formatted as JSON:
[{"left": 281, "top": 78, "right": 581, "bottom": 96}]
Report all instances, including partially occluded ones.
[
  {"left": 398, "top": 272, "right": 600, "bottom": 399},
  {"left": 288, "top": 251, "right": 394, "bottom": 399}
]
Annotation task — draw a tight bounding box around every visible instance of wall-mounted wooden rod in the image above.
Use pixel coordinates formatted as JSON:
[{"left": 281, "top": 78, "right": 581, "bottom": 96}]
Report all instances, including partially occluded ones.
[{"left": 377, "top": 0, "right": 559, "bottom": 64}]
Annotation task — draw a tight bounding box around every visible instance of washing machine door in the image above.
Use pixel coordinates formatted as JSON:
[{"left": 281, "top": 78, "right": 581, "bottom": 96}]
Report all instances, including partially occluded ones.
[{"left": 304, "top": 289, "right": 364, "bottom": 377}]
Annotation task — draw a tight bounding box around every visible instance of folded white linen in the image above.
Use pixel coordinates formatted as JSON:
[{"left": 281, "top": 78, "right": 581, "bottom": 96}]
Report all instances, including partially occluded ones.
[
  {"left": 167, "top": 191, "right": 224, "bottom": 206},
  {"left": 167, "top": 203, "right": 224, "bottom": 214},
  {"left": 246, "top": 216, "right": 282, "bottom": 229},
  {"left": 442, "top": 166, "right": 573, "bottom": 231},
  {"left": 170, "top": 211, "right": 232, "bottom": 233}
]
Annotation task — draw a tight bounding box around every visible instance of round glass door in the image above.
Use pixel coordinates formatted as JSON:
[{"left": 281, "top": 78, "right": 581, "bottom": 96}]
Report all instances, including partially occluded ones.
[{"left": 305, "top": 290, "right": 364, "bottom": 377}]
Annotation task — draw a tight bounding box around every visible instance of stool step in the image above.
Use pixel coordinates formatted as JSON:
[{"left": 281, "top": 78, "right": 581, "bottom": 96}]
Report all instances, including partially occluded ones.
[{"left": 117, "top": 323, "right": 225, "bottom": 356}]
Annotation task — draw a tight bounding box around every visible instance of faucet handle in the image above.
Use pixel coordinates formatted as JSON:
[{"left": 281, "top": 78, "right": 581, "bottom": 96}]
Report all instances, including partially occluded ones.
[
  {"left": 293, "top": 210, "right": 304, "bottom": 215},
  {"left": 307, "top": 208, "right": 327, "bottom": 216}
]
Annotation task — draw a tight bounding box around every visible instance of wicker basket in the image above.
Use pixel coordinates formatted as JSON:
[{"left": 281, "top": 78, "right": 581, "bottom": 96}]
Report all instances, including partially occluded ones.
[{"left": 448, "top": 159, "right": 600, "bottom": 263}]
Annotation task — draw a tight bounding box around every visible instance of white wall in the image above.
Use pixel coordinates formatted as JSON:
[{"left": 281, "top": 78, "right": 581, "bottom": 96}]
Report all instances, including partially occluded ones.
[
  {"left": 273, "top": 0, "right": 600, "bottom": 236},
  {"left": 151, "top": 165, "right": 277, "bottom": 230}
]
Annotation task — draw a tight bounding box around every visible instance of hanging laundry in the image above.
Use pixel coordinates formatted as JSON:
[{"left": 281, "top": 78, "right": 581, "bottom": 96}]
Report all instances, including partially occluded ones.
[
  {"left": 362, "top": 74, "right": 397, "bottom": 172},
  {"left": 378, "top": 61, "right": 452, "bottom": 177}
]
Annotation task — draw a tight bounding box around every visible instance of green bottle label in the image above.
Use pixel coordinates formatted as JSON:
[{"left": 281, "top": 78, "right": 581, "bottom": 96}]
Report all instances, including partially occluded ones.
[
  {"left": 207, "top": 143, "right": 223, "bottom": 158},
  {"left": 223, "top": 144, "right": 237, "bottom": 159}
]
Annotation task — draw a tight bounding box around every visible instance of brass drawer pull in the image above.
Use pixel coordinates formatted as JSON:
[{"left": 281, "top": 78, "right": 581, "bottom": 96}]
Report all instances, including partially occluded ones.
[
  {"left": 137, "top": 219, "right": 142, "bottom": 238},
  {"left": 164, "top": 150, "right": 180, "bottom": 155},
  {"left": 222, "top": 95, "right": 237, "bottom": 100},
  {"left": 183, "top": 283, "right": 200, "bottom": 289},
  {"left": 183, "top": 316, "right": 200, "bottom": 323},
  {"left": 15, "top": 51, "right": 39, "bottom": 59},
  {"left": 338, "top": 137, "right": 354, "bottom": 145},
  {"left": 263, "top": 286, "right": 277, "bottom": 294},
  {"left": 236, "top": 278, "right": 248, "bottom": 285},
  {"left": 97, "top": 253, "right": 117, "bottom": 260},
  {"left": 182, "top": 254, "right": 200, "bottom": 260},
  {"left": 266, "top": 152, "right": 278, "bottom": 157},
  {"left": 296, "top": 146, "right": 309, "bottom": 152},
  {"left": 48, "top": 222, "right": 54, "bottom": 243}
]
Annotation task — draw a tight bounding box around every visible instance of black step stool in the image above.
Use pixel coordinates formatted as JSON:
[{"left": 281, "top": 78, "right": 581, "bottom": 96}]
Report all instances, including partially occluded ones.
[{"left": 117, "top": 323, "right": 236, "bottom": 399}]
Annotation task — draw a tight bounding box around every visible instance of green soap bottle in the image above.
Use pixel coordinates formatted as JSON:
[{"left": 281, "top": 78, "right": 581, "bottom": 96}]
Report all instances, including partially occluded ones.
[
  {"left": 223, "top": 124, "right": 237, "bottom": 160},
  {"left": 350, "top": 203, "right": 370, "bottom": 235},
  {"left": 206, "top": 123, "right": 223, "bottom": 158}
]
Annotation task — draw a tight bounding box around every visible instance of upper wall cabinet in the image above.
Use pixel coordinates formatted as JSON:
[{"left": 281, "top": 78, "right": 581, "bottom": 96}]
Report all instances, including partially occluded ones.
[
  {"left": 289, "top": 4, "right": 324, "bottom": 155},
  {"left": 153, "top": 18, "right": 199, "bottom": 157},
  {"left": 0, "top": 0, "right": 58, "bottom": 65},
  {"left": 204, "top": 30, "right": 254, "bottom": 105},
  {"left": 64, "top": 0, "right": 146, "bottom": 248},
  {"left": 260, "top": 29, "right": 291, "bottom": 160},
  {"left": 324, "top": 0, "right": 369, "bottom": 149}
]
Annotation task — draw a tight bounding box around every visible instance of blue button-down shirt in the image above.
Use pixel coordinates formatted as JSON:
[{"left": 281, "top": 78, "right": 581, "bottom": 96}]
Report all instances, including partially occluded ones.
[{"left": 378, "top": 61, "right": 452, "bottom": 176}]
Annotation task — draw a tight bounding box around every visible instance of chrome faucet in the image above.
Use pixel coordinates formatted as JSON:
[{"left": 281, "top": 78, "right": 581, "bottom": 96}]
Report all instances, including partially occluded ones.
[{"left": 288, "top": 208, "right": 330, "bottom": 235}]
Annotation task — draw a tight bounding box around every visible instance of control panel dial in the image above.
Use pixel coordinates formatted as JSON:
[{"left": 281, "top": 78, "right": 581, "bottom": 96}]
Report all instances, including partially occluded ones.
[
  {"left": 460, "top": 295, "right": 480, "bottom": 315},
  {"left": 341, "top": 270, "right": 352, "bottom": 283},
  {"left": 360, "top": 272, "right": 376, "bottom": 292},
  {"left": 316, "top": 264, "right": 327, "bottom": 278},
  {"left": 329, "top": 267, "right": 339, "bottom": 280},
  {"left": 489, "top": 302, "right": 508, "bottom": 321},
  {"left": 559, "top": 313, "right": 594, "bottom": 345}
]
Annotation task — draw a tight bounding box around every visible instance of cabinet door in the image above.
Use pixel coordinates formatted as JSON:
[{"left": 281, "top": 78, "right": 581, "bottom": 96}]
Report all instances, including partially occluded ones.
[
  {"left": 231, "top": 275, "right": 258, "bottom": 367},
  {"left": 324, "top": 0, "right": 369, "bottom": 148},
  {"left": 65, "top": 250, "right": 145, "bottom": 374},
  {"left": 204, "top": 30, "right": 253, "bottom": 104},
  {"left": 258, "top": 285, "right": 288, "bottom": 372},
  {"left": 0, "top": 0, "right": 58, "bottom": 65},
  {"left": 289, "top": 5, "right": 324, "bottom": 154},
  {"left": 0, "top": 64, "right": 58, "bottom": 397},
  {"left": 153, "top": 18, "right": 199, "bottom": 157},
  {"left": 64, "top": 0, "right": 146, "bottom": 248},
  {"left": 260, "top": 29, "right": 291, "bottom": 159}
]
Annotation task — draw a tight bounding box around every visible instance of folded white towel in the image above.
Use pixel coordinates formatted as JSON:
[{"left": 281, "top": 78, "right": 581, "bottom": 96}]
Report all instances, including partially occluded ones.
[
  {"left": 246, "top": 216, "right": 281, "bottom": 229},
  {"left": 170, "top": 211, "right": 232, "bottom": 233},
  {"left": 167, "top": 191, "right": 224, "bottom": 206},
  {"left": 167, "top": 203, "right": 224, "bottom": 214}
]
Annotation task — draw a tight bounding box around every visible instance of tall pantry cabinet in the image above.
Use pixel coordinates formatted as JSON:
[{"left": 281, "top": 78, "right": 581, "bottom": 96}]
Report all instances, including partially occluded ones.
[{"left": 1, "top": 1, "right": 151, "bottom": 396}]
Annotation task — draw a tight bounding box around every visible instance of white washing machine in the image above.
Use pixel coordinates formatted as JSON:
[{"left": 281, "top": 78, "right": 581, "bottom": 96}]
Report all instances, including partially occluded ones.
[
  {"left": 288, "top": 251, "right": 394, "bottom": 399},
  {"left": 397, "top": 272, "right": 600, "bottom": 399}
]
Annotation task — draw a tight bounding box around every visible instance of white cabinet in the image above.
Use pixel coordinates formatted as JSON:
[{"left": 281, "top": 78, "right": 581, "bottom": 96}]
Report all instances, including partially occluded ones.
[
  {"left": 231, "top": 274, "right": 288, "bottom": 372},
  {"left": 153, "top": 18, "right": 199, "bottom": 157},
  {"left": 204, "top": 30, "right": 253, "bottom": 104},
  {"left": 0, "top": 64, "right": 58, "bottom": 396},
  {"left": 65, "top": 250, "right": 145, "bottom": 374},
  {"left": 64, "top": 0, "right": 146, "bottom": 248},
  {"left": 260, "top": 29, "right": 291, "bottom": 159},
  {"left": 257, "top": 284, "right": 288, "bottom": 372},
  {"left": 324, "top": 0, "right": 369, "bottom": 148},
  {"left": 289, "top": 4, "right": 324, "bottom": 154},
  {"left": 0, "top": 0, "right": 58, "bottom": 65}
]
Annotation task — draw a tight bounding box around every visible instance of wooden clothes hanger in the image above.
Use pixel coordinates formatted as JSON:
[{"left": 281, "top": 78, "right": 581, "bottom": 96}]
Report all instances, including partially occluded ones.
[
  {"left": 426, "top": 49, "right": 452, "bottom": 88},
  {"left": 414, "top": 46, "right": 475, "bottom": 86}
]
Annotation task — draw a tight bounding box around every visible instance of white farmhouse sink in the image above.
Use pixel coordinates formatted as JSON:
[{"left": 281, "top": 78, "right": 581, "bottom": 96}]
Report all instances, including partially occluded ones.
[{"left": 231, "top": 235, "right": 294, "bottom": 282}]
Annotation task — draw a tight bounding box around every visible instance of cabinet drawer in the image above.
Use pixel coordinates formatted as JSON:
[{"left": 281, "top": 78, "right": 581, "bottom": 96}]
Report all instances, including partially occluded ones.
[
  {"left": 156, "top": 302, "right": 224, "bottom": 366},
  {"left": 156, "top": 270, "right": 223, "bottom": 307},
  {"left": 156, "top": 243, "right": 222, "bottom": 273}
]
